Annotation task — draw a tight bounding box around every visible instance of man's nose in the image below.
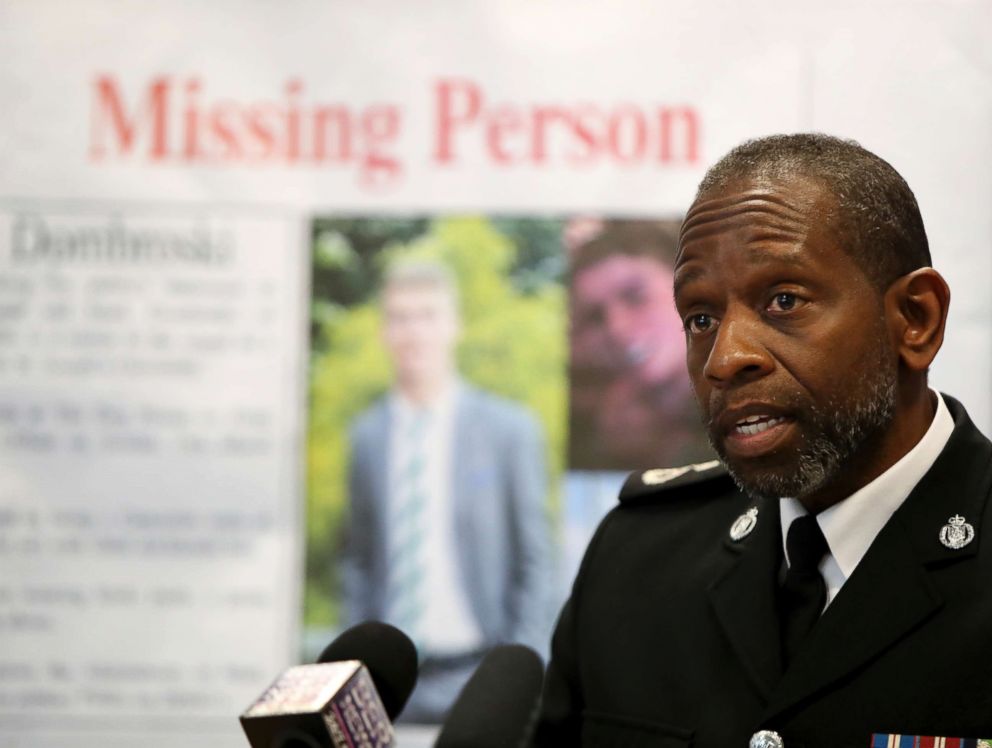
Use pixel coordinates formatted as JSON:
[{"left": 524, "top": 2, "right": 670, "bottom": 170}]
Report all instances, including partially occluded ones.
[{"left": 702, "top": 312, "right": 773, "bottom": 386}]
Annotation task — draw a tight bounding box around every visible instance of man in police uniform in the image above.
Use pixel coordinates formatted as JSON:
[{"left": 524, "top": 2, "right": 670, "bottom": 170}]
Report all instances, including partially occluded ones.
[{"left": 534, "top": 134, "right": 992, "bottom": 747}]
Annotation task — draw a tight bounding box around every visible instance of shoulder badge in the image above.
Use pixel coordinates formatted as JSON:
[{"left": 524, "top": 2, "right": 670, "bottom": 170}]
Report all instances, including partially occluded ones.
[
  {"left": 619, "top": 459, "right": 728, "bottom": 504},
  {"left": 642, "top": 460, "right": 721, "bottom": 486}
]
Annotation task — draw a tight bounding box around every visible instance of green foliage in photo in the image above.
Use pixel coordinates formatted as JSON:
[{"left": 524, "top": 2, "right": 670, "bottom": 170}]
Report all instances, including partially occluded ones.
[{"left": 305, "top": 215, "right": 566, "bottom": 628}]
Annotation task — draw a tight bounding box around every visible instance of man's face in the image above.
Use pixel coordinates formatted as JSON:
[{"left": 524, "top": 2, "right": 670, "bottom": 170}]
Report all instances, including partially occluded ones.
[
  {"left": 673, "top": 177, "right": 899, "bottom": 503},
  {"left": 382, "top": 282, "right": 459, "bottom": 384},
  {"left": 572, "top": 254, "right": 685, "bottom": 384}
]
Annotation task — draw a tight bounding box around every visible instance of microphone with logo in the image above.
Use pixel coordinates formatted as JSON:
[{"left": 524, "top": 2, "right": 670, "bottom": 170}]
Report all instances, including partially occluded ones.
[
  {"left": 239, "top": 621, "right": 418, "bottom": 748},
  {"left": 434, "top": 644, "right": 544, "bottom": 748}
]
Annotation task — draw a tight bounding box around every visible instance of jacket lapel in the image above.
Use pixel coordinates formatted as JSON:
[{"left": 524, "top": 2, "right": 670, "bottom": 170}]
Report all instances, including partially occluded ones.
[
  {"left": 451, "top": 386, "right": 480, "bottom": 584},
  {"left": 707, "top": 495, "right": 784, "bottom": 700},
  {"left": 762, "top": 394, "right": 992, "bottom": 720},
  {"left": 371, "top": 399, "right": 392, "bottom": 535},
  {"left": 762, "top": 519, "right": 942, "bottom": 719}
]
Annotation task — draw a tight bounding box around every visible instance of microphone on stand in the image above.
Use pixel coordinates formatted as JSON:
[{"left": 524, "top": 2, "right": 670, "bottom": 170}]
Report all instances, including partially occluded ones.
[
  {"left": 434, "top": 644, "right": 544, "bottom": 748},
  {"left": 239, "top": 621, "right": 418, "bottom": 748}
]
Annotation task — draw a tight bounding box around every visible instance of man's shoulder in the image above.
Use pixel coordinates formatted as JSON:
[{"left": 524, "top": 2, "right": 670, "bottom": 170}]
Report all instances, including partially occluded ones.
[
  {"left": 590, "top": 459, "right": 746, "bottom": 548},
  {"left": 460, "top": 384, "right": 540, "bottom": 429},
  {"left": 573, "top": 460, "right": 750, "bottom": 594},
  {"left": 618, "top": 459, "right": 736, "bottom": 507},
  {"left": 350, "top": 396, "right": 390, "bottom": 439}
]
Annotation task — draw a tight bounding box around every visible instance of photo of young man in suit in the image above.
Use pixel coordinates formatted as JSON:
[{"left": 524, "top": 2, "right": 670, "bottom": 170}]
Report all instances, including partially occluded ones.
[{"left": 339, "top": 260, "right": 552, "bottom": 724}]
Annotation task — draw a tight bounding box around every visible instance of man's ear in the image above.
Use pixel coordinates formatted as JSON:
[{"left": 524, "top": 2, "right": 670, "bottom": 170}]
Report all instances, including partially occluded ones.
[{"left": 885, "top": 267, "right": 950, "bottom": 372}]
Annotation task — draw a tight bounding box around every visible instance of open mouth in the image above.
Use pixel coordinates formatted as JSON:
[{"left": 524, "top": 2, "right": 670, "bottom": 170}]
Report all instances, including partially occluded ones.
[
  {"left": 720, "top": 409, "right": 797, "bottom": 459},
  {"left": 734, "top": 415, "right": 788, "bottom": 436}
]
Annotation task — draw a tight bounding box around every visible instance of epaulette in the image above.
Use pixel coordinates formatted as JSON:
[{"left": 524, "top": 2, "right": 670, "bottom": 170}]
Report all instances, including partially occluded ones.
[{"left": 619, "top": 459, "right": 732, "bottom": 504}]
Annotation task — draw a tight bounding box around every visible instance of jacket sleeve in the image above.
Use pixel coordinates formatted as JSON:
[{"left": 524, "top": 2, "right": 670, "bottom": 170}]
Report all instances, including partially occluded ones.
[
  {"left": 531, "top": 595, "right": 584, "bottom": 746},
  {"left": 504, "top": 409, "right": 555, "bottom": 657},
  {"left": 531, "top": 504, "right": 618, "bottom": 746},
  {"left": 339, "top": 423, "right": 376, "bottom": 626}
]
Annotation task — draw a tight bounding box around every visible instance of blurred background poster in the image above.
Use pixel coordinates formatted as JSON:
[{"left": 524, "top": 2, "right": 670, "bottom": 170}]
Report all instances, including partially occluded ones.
[
  {"left": 2, "top": 1, "right": 990, "bottom": 746},
  {"left": 305, "top": 217, "right": 565, "bottom": 721},
  {"left": 0, "top": 205, "right": 304, "bottom": 745}
]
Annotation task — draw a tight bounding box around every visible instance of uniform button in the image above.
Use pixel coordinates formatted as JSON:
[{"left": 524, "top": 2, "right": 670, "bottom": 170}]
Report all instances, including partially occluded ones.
[{"left": 749, "top": 730, "right": 784, "bottom": 748}]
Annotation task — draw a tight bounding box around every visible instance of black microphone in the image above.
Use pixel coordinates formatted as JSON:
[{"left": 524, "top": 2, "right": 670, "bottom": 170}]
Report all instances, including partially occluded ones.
[
  {"left": 316, "top": 620, "right": 418, "bottom": 721},
  {"left": 239, "top": 622, "right": 418, "bottom": 748},
  {"left": 434, "top": 644, "right": 544, "bottom": 748}
]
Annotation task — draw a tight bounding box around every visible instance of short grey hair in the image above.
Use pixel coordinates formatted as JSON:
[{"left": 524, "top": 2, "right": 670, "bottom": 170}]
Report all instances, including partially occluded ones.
[{"left": 691, "top": 133, "right": 931, "bottom": 289}]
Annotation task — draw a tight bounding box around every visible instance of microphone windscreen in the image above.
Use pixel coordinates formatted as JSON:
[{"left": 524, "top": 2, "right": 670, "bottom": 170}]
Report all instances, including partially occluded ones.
[
  {"left": 434, "top": 644, "right": 544, "bottom": 748},
  {"left": 317, "top": 621, "right": 418, "bottom": 721}
]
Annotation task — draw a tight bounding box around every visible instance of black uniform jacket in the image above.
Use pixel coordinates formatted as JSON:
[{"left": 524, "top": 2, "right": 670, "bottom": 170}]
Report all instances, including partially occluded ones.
[{"left": 535, "top": 396, "right": 992, "bottom": 747}]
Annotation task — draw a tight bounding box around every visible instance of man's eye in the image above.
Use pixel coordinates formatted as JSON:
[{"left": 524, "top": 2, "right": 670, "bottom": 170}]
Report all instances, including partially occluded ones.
[
  {"left": 769, "top": 292, "right": 799, "bottom": 312},
  {"left": 685, "top": 314, "right": 715, "bottom": 334}
]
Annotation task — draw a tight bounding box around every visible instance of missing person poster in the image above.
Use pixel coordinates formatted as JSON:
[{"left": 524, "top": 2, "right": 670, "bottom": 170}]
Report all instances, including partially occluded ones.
[{"left": 1, "top": 1, "right": 990, "bottom": 745}]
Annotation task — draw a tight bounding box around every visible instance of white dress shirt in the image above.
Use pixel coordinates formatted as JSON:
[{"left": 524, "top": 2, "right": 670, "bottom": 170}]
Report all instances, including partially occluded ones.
[
  {"left": 389, "top": 383, "right": 484, "bottom": 654},
  {"left": 779, "top": 391, "right": 954, "bottom": 610}
]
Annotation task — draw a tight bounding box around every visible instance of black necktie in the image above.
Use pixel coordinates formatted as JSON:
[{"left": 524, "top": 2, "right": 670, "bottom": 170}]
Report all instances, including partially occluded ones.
[{"left": 779, "top": 514, "right": 829, "bottom": 665}]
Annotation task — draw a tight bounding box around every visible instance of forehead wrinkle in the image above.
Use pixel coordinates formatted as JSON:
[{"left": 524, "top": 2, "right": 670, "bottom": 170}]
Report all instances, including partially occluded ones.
[
  {"left": 684, "top": 190, "right": 809, "bottom": 225},
  {"left": 674, "top": 243, "right": 813, "bottom": 299},
  {"left": 677, "top": 195, "right": 813, "bottom": 265},
  {"left": 682, "top": 196, "right": 806, "bottom": 233},
  {"left": 679, "top": 188, "right": 808, "bottom": 239},
  {"left": 679, "top": 218, "right": 808, "bottom": 249}
]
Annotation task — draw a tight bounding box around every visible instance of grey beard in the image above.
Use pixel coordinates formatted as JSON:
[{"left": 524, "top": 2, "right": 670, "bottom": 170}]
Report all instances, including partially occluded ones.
[{"left": 713, "top": 367, "right": 898, "bottom": 502}]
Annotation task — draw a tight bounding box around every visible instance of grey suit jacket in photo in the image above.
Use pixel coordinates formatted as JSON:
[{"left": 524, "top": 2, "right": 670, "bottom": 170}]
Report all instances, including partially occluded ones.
[{"left": 340, "top": 383, "right": 553, "bottom": 656}]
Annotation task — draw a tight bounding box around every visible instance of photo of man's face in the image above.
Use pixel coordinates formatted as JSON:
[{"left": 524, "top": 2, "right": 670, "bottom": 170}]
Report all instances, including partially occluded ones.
[
  {"left": 571, "top": 253, "right": 685, "bottom": 387},
  {"left": 382, "top": 281, "right": 460, "bottom": 386},
  {"left": 566, "top": 220, "right": 714, "bottom": 472}
]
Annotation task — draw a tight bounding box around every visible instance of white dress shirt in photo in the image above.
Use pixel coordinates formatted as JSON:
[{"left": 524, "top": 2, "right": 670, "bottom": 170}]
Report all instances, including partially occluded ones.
[{"left": 389, "top": 384, "right": 484, "bottom": 654}]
